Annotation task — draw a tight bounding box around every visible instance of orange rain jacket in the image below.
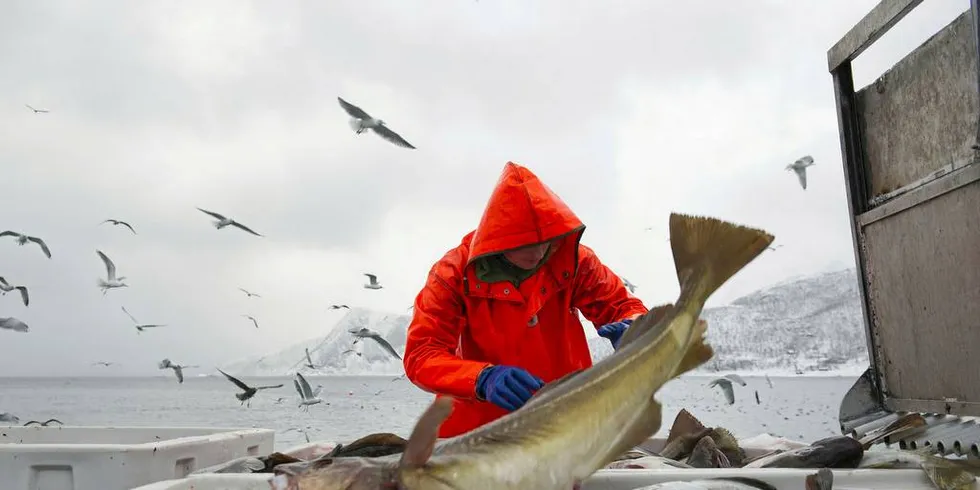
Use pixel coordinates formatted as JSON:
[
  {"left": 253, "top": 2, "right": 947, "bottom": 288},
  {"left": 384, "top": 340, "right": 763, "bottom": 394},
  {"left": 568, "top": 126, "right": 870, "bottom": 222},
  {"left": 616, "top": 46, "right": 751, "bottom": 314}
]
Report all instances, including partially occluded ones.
[{"left": 403, "top": 161, "right": 648, "bottom": 438}]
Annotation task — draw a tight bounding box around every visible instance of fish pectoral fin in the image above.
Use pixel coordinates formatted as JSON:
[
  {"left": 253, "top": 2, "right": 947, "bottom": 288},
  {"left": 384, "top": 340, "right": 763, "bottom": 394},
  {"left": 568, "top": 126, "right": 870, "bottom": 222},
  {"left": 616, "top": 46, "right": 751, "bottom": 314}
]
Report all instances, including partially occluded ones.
[
  {"left": 615, "top": 303, "right": 673, "bottom": 350},
  {"left": 665, "top": 407, "right": 708, "bottom": 446},
  {"left": 400, "top": 396, "right": 453, "bottom": 469}
]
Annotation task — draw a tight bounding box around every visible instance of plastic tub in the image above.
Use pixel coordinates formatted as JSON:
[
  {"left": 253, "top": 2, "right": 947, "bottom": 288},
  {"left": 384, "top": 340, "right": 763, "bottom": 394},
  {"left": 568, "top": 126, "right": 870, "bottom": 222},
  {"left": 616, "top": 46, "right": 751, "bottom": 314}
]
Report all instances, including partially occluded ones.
[{"left": 0, "top": 425, "right": 275, "bottom": 490}]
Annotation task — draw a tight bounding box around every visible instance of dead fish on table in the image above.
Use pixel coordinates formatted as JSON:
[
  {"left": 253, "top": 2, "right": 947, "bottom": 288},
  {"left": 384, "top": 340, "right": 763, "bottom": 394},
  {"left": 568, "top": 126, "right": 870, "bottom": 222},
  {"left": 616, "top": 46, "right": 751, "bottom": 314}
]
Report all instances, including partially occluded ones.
[
  {"left": 659, "top": 408, "right": 745, "bottom": 467},
  {"left": 605, "top": 456, "right": 693, "bottom": 470},
  {"left": 742, "top": 435, "right": 864, "bottom": 469},
  {"left": 859, "top": 447, "right": 979, "bottom": 490},
  {"left": 270, "top": 213, "right": 774, "bottom": 490},
  {"left": 326, "top": 433, "right": 408, "bottom": 458},
  {"left": 631, "top": 478, "right": 778, "bottom": 490}
]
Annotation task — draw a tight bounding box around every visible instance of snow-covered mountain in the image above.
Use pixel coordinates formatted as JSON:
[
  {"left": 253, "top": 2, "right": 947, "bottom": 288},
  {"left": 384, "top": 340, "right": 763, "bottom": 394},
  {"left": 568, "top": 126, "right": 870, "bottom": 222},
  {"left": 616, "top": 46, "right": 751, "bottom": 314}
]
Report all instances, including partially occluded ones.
[{"left": 224, "top": 268, "right": 869, "bottom": 376}]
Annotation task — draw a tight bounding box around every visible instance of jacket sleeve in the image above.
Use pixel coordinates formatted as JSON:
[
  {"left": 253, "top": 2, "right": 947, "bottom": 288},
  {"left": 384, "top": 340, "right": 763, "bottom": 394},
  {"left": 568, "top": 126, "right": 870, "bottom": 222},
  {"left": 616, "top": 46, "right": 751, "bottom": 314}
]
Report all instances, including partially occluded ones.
[
  {"left": 403, "top": 265, "right": 491, "bottom": 400},
  {"left": 571, "top": 244, "right": 648, "bottom": 328}
]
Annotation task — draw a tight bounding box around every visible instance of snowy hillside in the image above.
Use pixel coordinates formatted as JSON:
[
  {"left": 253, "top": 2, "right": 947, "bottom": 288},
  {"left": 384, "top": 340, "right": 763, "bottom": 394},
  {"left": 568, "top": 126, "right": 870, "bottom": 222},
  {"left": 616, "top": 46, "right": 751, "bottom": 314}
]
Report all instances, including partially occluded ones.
[
  {"left": 225, "top": 268, "right": 869, "bottom": 376},
  {"left": 222, "top": 308, "right": 410, "bottom": 376}
]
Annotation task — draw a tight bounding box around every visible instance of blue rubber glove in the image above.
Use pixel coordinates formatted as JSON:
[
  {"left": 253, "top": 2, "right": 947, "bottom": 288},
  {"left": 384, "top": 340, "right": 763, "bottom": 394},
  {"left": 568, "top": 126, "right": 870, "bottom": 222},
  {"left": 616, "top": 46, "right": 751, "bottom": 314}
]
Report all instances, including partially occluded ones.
[
  {"left": 476, "top": 365, "right": 545, "bottom": 412},
  {"left": 597, "top": 318, "right": 633, "bottom": 349}
]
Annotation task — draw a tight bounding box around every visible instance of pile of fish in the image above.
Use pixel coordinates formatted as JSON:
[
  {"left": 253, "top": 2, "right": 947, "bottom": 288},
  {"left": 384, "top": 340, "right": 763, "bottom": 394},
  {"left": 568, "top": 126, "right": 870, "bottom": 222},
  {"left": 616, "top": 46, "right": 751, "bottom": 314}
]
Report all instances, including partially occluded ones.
[{"left": 181, "top": 214, "right": 977, "bottom": 490}]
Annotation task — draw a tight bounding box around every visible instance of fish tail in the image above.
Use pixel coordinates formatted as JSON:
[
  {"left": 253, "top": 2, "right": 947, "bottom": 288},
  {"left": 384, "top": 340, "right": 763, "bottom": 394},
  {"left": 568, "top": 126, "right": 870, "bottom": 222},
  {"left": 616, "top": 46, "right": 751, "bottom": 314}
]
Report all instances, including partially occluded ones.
[
  {"left": 668, "top": 213, "right": 774, "bottom": 312},
  {"left": 920, "top": 458, "right": 977, "bottom": 490}
]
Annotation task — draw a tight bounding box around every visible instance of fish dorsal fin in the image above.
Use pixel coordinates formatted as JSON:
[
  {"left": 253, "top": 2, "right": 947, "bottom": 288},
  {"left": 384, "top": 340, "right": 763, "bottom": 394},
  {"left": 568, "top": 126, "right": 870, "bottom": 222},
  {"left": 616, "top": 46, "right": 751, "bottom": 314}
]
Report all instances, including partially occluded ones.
[
  {"left": 615, "top": 303, "right": 673, "bottom": 350},
  {"left": 525, "top": 368, "right": 584, "bottom": 405},
  {"left": 400, "top": 397, "right": 453, "bottom": 469},
  {"left": 665, "top": 408, "right": 706, "bottom": 446}
]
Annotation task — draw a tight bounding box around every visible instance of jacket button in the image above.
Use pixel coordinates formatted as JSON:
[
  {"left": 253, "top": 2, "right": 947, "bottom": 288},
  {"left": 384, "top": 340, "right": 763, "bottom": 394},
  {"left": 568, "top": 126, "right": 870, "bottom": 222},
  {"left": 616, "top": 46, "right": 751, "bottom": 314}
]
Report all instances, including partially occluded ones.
[{"left": 503, "top": 288, "right": 510, "bottom": 294}]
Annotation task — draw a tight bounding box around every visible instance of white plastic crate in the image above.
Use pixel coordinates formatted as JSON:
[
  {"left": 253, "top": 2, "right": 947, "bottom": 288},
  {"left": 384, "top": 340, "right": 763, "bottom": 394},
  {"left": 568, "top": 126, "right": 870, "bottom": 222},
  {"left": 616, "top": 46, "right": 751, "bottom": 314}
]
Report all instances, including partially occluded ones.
[
  {"left": 0, "top": 425, "right": 275, "bottom": 490},
  {"left": 133, "top": 467, "right": 978, "bottom": 490}
]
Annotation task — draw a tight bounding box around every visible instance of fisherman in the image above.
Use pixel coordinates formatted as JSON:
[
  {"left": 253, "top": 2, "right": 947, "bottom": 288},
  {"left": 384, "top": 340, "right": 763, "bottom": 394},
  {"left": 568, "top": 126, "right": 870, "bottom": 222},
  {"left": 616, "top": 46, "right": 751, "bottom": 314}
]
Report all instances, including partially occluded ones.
[{"left": 403, "top": 161, "right": 649, "bottom": 438}]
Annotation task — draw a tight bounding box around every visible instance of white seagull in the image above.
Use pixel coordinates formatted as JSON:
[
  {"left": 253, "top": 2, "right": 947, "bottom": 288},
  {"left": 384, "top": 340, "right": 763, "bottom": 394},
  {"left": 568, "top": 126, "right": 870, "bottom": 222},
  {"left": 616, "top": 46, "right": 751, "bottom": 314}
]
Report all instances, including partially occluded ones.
[
  {"left": 100, "top": 219, "right": 136, "bottom": 234},
  {"left": 0, "top": 317, "right": 29, "bottom": 333},
  {"left": 158, "top": 358, "right": 197, "bottom": 384},
  {"left": 0, "top": 231, "right": 51, "bottom": 258},
  {"left": 92, "top": 361, "right": 115, "bottom": 367},
  {"left": 121, "top": 306, "right": 166, "bottom": 333},
  {"left": 96, "top": 250, "right": 128, "bottom": 294},
  {"left": 0, "top": 276, "right": 30, "bottom": 307},
  {"left": 303, "top": 348, "right": 317, "bottom": 370},
  {"left": 363, "top": 273, "right": 383, "bottom": 290},
  {"left": 621, "top": 276, "right": 638, "bottom": 294},
  {"left": 243, "top": 315, "right": 259, "bottom": 329},
  {"left": 196, "top": 208, "right": 263, "bottom": 236},
  {"left": 786, "top": 155, "right": 815, "bottom": 190},
  {"left": 707, "top": 376, "right": 745, "bottom": 405},
  {"left": 337, "top": 97, "right": 416, "bottom": 149},
  {"left": 348, "top": 327, "right": 401, "bottom": 360},
  {"left": 25, "top": 104, "right": 49, "bottom": 114},
  {"left": 238, "top": 288, "right": 261, "bottom": 298},
  {"left": 293, "top": 372, "right": 323, "bottom": 412}
]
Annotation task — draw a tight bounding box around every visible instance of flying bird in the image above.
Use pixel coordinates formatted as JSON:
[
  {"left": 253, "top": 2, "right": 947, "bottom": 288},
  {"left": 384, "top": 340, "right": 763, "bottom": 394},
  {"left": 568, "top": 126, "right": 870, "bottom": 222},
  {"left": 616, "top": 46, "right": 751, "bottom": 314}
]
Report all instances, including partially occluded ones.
[
  {"left": 363, "top": 273, "right": 382, "bottom": 290},
  {"left": 0, "top": 276, "right": 29, "bottom": 307},
  {"left": 96, "top": 250, "right": 128, "bottom": 294},
  {"left": 707, "top": 377, "right": 739, "bottom": 405},
  {"left": 196, "top": 208, "right": 263, "bottom": 236},
  {"left": 0, "top": 317, "right": 29, "bottom": 333},
  {"left": 92, "top": 361, "right": 115, "bottom": 367},
  {"left": 242, "top": 315, "right": 259, "bottom": 329},
  {"left": 786, "top": 155, "right": 815, "bottom": 190},
  {"left": 100, "top": 219, "right": 136, "bottom": 234},
  {"left": 303, "top": 348, "right": 317, "bottom": 370},
  {"left": 722, "top": 373, "right": 747, "bottom": 386},
  {"left": 348, "top": 327, "right": 401, "bottom": 360},
  {"left": 755, "top": 390, "right": 761, "bottom": 405},
  {"left": 121, "top": 306, "right": 165, "bottom": 333},
  {"left": 767, "top": 244, "right": 784, "bottom": 252},
  {"left": 341, "top": 349, "right": 362, "bottom": 357},
  {"left": 765, "top": 374, "right": 774, "bottom": 388},
  {"left": 0, "top": 231, "right": 51, "bottom": 258},
  {"left": 239, "top": 288, "right": 261, "bottom": 298},
  {"left": 216, "top": 368, "right": 284, "bottom": 407},
  {"left": 293, "top": 372, "right": 323, "bottom": 412},
  {"left": 337, "top": 97, "right": 416, "bottom": 149},
  {"left": 621, "top": 276, "right": 638, "bottom": 294},
  {"left": 23, "top": 419, "right": 63, "bottom": 427},
  {"left": 158, "top": 358, "right": 196, "bottom": 384},
  {"left": 328, "top": 304, "right": 350, "bottom": 310},
  {"left": 25, "top": 104, "right": 48, "bottom": 114}
]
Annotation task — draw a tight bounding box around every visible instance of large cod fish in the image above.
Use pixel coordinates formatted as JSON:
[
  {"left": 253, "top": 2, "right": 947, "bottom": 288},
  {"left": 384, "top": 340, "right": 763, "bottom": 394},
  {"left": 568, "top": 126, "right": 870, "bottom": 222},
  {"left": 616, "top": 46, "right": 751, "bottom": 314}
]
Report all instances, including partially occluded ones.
[{"left": 272, "top": 212, "right": 774, "bottom": 490}]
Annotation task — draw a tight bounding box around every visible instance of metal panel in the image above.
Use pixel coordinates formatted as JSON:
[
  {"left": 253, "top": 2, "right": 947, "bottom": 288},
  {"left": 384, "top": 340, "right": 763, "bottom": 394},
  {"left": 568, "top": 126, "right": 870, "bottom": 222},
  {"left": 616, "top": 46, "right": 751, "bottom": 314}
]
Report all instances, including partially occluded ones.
[
  {"left": 855, "top": 8, "right": 978, "bottom": 199},
  {"left": 830, "top": 0, "right": 980, "bottom": 419},
  {"left": 860, "top": 179, "right": 980, "bottom": 409}
]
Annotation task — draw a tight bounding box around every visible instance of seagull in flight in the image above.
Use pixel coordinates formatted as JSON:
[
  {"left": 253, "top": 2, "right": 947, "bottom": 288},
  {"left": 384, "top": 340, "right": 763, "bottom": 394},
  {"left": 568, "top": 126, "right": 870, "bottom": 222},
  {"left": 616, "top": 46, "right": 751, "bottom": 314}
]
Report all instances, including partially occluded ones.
[
  {"left": 96, "top": 250, "right": 128, "bottom": 294},
  {"left": 158, "top": 358, "right": 197, "bottom": 383},
  {"left": 92, "top": 361, "right": 115, "bottom": 367},
  {"left": 242, "top": 315, "right": 259, "bottom": 329},
  {"left": 337, "top": 97, "right": 416, "bottom": 149},
  {"left": 25, "top": 104, "right": 49, "bottom": 114},
  {"left": 341, "top": 349, "right": 362, "bottom": 357},
  {"left": 303, "top": 348, "right": 317, "bottom": 370},
  {"left": 0, "top": 231, "right": 51, "bottom": 258},
  {"left": 363, "top": 273, "right": 382, "bottom": 290},
  {"left": 293, "top": 372, "right": 323, "bottom": 412},
  {"left": 216, "top": 368, "right": 284, "bottom": 407},
  {"left": 621, "top": 276, "right": 638, "bottom": 294},
  {"left": 196, "top": 208, "right": 263, "bottom": 236},
  {"left": 238, "top": 288, "right": 261, "bottom": 298},
  {"left": 767, "top": 244, "right": 784, "bottom": 252},
  {"left": 121, "top": 306, "right": 165, "bottom": 333},
  {"left": 328, "top": 304, "right": 350, "bottom": 310},
  {"left": 707, "top": 374, "right": 747, "bottom": 405},
  {"left": 100, "top": 219, "right": 136, "bottom": 234},
  {"left": 23, "top": 419, "right": 63, "bottom": 427},
  {"left": 348, "top": 327, "right": 402, "bottom": 360},
  {"left": 786, "top": 155, "right": 815, "bottom": 190},
  {"left": 0, "top": 317, "right": 29, "bottom": 333},
  {"left": 0, "top": 276, "right": 30, "bottom": 307}
]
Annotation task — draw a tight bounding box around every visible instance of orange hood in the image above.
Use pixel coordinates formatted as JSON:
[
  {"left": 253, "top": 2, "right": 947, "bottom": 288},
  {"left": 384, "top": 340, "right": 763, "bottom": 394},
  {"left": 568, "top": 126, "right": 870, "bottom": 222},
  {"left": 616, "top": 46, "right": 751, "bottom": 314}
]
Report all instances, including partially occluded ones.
[{"left": 466, "top": 161, "right": 585, "bottom": 264}]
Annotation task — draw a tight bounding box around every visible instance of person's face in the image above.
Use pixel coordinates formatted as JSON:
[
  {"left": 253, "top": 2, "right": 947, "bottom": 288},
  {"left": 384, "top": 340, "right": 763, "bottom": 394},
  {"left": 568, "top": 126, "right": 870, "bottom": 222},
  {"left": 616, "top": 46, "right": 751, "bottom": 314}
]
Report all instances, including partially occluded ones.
[{"left": 503, "top": 240, "right": 553, "bottom": 269}]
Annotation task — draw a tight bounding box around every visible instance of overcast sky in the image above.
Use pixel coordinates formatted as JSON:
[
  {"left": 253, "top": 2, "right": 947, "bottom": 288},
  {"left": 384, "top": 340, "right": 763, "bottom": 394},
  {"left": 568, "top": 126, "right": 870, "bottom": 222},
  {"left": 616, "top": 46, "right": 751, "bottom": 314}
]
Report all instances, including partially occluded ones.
[{"left": 0, "top": 0, "right": 969, "bottom": 377}]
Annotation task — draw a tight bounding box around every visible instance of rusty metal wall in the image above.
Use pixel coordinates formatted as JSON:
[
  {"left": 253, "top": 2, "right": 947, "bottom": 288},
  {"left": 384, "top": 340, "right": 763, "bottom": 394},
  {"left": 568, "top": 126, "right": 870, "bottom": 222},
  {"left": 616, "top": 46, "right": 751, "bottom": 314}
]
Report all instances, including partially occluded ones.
[
  {"left": 855, "top": 9, "right": 978, "bottom": 198},
  {"left": 860, "top": 177, "right": 980, "bottom": 410}
]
